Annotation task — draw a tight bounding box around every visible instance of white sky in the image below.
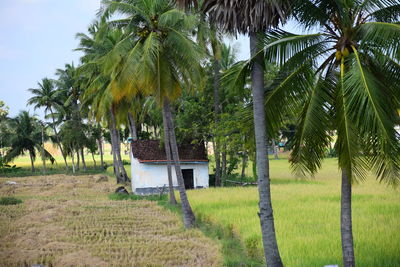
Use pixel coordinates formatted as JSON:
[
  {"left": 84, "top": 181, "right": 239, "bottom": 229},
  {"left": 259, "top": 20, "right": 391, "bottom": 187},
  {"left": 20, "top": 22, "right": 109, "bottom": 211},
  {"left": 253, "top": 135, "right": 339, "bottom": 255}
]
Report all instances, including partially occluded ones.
[{"left": 0, "top": 0, "right": 299, "bottom": 119}]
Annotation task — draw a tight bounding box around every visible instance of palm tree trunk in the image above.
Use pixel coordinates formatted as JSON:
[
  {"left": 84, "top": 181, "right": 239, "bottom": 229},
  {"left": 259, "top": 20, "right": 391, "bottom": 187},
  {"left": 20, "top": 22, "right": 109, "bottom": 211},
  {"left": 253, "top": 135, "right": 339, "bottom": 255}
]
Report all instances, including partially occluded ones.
[
  {"left": 272, "top": 139, "right": 279, "bottom": 160},
  {"left": 241, "top": 153, "right": 247, "bottom": 181},
  {"left": 250, "top": 32, "right": 283, "bottom": 267},
  {"left": 76, "top": 150, "right": 80, "bottom": 171},
  {"left": 80, "top": 148, "right": 87, "bottom": 172},
  {"left": 110, "top": 107, "right": 129, "bottom": 183},
  {"left": 341, "top": 168, "right": 355, "bottom": 267},
  {"left": 109, "top": 127, "right": 120, "bottom": 181},
  {"left": 70, "top": 145, "right": 76, "bottom": 174},
  {"left": 128, "top": 112, "right": 138, "bottom": 140},
  {"left": 29, "top": 150, "right": 35, "bottom": 172},
  {"left": 49, "top": 107, "right": 69, "bottom": 170},
  {"left": 213, "top": 58, "right": 222, "bottom": 187},
  {"left": 163, "top": 98, "right": 195, "bottom": 228},
  {"left": 162, "top": 105, "right": 177, "bottom": 205},
  {"left": 221, "top": 148, "right": 227, "bottom": 185},
  {"left": 98, "top": 137, "right": 104, "bottom": 168},
  {"left": 91, "top": 152, "right": 97, "bottom": 168}
]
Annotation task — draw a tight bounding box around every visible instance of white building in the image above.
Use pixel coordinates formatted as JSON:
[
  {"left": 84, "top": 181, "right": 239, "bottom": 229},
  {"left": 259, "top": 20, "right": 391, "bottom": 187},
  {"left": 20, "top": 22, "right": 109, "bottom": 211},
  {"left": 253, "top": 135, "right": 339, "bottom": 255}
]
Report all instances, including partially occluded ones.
[{"left": 130, "top": 140, "right": 209, "bottom": 195}]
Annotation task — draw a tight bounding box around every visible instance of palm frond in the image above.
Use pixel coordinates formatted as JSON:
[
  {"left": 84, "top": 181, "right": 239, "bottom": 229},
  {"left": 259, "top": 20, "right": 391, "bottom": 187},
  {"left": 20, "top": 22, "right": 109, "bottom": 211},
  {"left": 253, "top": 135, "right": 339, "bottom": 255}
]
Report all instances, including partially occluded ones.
[{"left": 289, "top": 74, "right": 333, "bottom": 176}]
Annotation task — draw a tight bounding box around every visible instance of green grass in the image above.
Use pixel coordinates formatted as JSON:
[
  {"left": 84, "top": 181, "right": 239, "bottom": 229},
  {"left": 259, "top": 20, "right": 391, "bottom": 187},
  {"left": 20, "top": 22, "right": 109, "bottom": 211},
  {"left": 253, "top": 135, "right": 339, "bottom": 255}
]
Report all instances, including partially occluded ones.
[
  {"left": 0, "top": 197, "right": 23, "bottom": 205},
  {"left": 184, "top": 157, "right": 400, "bottom": 267}
]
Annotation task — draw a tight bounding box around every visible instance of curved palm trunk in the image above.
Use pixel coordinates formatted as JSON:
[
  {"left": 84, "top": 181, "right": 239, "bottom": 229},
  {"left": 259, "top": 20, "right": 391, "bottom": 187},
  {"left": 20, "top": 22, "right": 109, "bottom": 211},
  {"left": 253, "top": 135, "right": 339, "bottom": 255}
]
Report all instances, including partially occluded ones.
[
  {"left": 49, "top": 107, "right": 69, "bottom": 170},
  {"left": 162, "top": 105, "right": 177, "bottom": 205},
  {"left": 250, "top": 33, "right": 283, "bottom": 267},
  {"left": 91, "top": 151, "right": 97, "bottom": 168},
  {"left": 110, "top": 107, "right": 129, "bottom": 183},
  {"left": 163, "top": 98, "right": 195, "bottom": 228},
  {"left": 213, "top": 58, "right": 222, "bottom": 187},
  {"left": 341, "top": 168, "right": 355, "bottom": 267}
]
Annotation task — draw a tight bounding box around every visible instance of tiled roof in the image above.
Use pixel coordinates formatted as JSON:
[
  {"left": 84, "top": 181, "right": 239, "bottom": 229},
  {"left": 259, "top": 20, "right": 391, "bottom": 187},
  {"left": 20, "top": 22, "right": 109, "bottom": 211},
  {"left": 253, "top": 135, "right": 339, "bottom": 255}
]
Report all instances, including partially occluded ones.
[{"left": 131, "top": 140, "right": 208, "bottom": 163}]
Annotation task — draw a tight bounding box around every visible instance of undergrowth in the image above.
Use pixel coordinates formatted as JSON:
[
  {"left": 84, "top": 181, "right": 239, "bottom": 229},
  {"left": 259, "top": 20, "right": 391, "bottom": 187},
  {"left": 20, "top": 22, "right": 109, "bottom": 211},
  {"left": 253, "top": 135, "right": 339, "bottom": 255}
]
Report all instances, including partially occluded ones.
[{"left": 0, "top": 197, "right": 23, "bottom": 205}]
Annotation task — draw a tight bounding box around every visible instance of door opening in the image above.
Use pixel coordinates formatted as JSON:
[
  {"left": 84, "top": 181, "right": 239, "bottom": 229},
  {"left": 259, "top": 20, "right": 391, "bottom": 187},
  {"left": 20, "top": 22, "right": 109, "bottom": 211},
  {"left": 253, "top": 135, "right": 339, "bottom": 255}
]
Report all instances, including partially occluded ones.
[{"left": 182, "top": 169, "right": 194, "bottom": 189}]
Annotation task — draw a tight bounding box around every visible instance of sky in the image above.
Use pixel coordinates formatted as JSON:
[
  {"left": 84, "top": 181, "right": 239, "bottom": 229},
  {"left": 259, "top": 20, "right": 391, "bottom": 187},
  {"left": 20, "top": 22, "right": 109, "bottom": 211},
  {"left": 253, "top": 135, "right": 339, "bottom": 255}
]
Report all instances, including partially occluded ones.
[{"left": 0, "top": 0, "right": 298, "bottom": 119}]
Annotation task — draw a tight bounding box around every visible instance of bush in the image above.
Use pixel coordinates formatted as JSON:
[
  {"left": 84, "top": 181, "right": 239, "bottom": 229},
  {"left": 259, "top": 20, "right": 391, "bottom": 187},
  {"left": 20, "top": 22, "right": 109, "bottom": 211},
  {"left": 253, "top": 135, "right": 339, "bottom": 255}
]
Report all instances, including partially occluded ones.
[
  {"left": 109, "top": 193, "right": 167, "bottom": 202},
  {"left": 0, "top": 197, "right": 23, "bottom": 205}
]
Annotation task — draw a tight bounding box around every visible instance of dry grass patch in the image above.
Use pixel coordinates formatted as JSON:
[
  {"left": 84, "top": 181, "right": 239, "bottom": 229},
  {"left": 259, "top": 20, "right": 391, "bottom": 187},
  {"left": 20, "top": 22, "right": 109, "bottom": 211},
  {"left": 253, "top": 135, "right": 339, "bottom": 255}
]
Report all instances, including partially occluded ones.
[{"left": 0, "top": 175, "right": 221, "bottom": 267}]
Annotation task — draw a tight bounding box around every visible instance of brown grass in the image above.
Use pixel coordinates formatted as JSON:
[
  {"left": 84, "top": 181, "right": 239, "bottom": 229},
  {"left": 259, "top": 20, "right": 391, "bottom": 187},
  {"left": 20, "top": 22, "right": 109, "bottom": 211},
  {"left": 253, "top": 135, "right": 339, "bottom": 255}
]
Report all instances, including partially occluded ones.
[{"left": 0, "top": 175, "right": 222, "bottom": 267}]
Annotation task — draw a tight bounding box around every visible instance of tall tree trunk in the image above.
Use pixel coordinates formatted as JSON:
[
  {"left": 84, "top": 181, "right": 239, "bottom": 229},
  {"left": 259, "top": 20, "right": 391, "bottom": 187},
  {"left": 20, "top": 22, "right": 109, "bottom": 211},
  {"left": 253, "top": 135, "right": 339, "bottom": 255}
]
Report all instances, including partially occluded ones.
[
  {"left": 272, "top": 139, "right": 279, "bottom": 160},
  {"left": 41, "top": 124, "right": 46, "bottom": 176},
  {"left": 221, "top": 148, "right": 227, "bottom": 185},
  {"left": 250, "top": 33, "right": 283, "bottom": 267},
  {"left": 110, "top": 127, "right": 120, "bottom": 182},
  {"left": 76, "top": 150, "right": 80, "bottom": 171},
  {"left": 91, "top": 152, "right": 97, "bottom": 168},
  {"left": 241, "top": 153, "right": 247, "bottom": 182},
  {"left": 341, "top": 168, "right": 355, "bottom": 267},
  {"left": 110, "top": 107, "right": 129, "bottom": 183},
  {"left": 162, "top": 105, "right": 178, "bottom": 205},
  {"left": 213, "top": 57, "right": 222, "bottom": 187},
  {"left": 70, "top": 145, "right": 76, "bottom": 174},
  {"left": 49, "top": 107, "right": 69, "bottom": 170},
  {"left": 80, "top": 148, "right": 87, "bottom": 172},
  {"left": 29, "top": 150, "right": 35, "bottom": 172},
  {"left": 128, "top": 112, "right": 138, "bottom": 140},
  {"left": 98, "top": 137, "right": 104, "bottom": 168},
  {"left": 163, "top": 98, "right": 195, "bottom": 228}
]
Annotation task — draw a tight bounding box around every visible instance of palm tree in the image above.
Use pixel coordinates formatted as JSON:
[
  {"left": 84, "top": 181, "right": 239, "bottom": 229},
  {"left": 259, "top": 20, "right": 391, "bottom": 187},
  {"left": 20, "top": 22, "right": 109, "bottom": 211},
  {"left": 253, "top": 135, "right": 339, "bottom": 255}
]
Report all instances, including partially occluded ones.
[
  {"left": 77, "top": 21, "right": 131, "bottom": 183},
  {"left": 27, "top": 78, "right": 69, "bottom": 170},
  {"left": 101, "top": 0, "right": 204, "bottom": 228},
  {"left": 258, "top": 1, "right": 400, "bottom": 266},
  {"left": 4, "top": 111, "right": 54, "bottom": 172},
  {"left": 177, "top": 0, "right": 290, "bottom": 264}
]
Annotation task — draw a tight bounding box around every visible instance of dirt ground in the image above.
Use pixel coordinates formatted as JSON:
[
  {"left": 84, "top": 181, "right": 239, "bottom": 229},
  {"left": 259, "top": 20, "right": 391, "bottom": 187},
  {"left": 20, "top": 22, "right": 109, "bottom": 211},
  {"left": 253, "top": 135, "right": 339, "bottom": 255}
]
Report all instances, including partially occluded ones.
[{"left": 0, "top": 174, "right": 221, "bottom": 267}]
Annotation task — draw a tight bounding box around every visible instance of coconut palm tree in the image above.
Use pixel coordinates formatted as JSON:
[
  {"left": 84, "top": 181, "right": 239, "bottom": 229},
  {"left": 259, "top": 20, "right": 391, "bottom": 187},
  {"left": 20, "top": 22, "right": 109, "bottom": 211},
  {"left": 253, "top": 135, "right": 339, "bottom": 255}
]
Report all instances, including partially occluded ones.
[
  {"left": 177, "top": 0, "right": 290, "bottom": 264},
  {"left": 27, "top": 78, "right": 69, "bottom": 170},
  {"left": 100, "top": 0, "right": 204, "bottom": 228},
  {"left": 257, "top": 1, "right": 400, "bottom": 266},
  {"left": 4, "top": 111, "right": 54, "bottom": 172},
  {"left": 77, "top": 21, "right": 131, "bottom": 183}
]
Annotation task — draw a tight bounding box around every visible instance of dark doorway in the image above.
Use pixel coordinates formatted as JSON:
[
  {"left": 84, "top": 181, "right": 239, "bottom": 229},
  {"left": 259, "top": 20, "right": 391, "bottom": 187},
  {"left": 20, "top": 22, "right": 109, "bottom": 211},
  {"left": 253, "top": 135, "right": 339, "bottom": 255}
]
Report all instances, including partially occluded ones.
[{"left": 182, "top": 169, "right": 194, "bottom": 189}]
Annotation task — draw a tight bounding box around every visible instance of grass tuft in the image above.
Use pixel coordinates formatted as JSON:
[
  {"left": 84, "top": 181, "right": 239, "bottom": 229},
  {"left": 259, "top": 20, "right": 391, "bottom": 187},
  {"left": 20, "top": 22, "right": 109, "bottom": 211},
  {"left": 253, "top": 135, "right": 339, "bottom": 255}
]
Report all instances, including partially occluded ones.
[{"left": 0, "top": 197, "right": 23, "bottom": 205}]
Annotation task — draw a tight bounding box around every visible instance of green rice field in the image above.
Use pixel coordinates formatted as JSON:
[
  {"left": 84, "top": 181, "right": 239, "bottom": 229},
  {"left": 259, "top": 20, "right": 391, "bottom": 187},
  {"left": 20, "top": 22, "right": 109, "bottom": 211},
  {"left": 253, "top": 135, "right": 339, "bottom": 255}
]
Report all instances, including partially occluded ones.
[{"left": 185, "top": 157, "right": 400, "bottom": 266}]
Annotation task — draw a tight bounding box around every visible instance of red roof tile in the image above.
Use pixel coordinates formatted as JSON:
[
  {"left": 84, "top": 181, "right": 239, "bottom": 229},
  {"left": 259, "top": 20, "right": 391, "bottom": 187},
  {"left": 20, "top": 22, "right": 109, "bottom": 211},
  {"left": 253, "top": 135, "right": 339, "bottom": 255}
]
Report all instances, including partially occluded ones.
[{"left": 131, "top": 140, "right": 208, "bottom": 163}]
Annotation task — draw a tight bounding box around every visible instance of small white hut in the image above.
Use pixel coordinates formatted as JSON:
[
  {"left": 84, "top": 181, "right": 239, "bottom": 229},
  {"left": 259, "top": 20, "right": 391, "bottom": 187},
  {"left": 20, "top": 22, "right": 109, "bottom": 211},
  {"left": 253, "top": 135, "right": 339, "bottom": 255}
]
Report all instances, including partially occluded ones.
[{"left": 130, "top": 140, "right": 209, "bottom": 195}]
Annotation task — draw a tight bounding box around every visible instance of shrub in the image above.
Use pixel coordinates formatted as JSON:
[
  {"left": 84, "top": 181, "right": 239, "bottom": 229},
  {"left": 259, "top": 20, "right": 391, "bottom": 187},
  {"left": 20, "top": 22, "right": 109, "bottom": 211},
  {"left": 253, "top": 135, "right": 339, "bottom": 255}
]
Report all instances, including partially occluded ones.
[
  {"left": 0, "top": 197, "right": 23, "bottom": 205},
  {"left": 109, "top": 193, "right": 167, "bottom": 201}
]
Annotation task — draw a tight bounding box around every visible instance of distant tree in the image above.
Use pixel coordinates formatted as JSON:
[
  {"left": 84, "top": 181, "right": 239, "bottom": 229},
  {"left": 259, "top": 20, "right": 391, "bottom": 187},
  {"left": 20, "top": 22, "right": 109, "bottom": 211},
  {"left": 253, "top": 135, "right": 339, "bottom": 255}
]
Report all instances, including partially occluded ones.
[
  {"left": 4, "top": 111, "right": 54, "bottom": 172},
  {"left": 0, "top": 100, "right": 9, "bottom": 119},
  {"left": 27, "top": 78, "right": 69, "bottom": 170}
]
